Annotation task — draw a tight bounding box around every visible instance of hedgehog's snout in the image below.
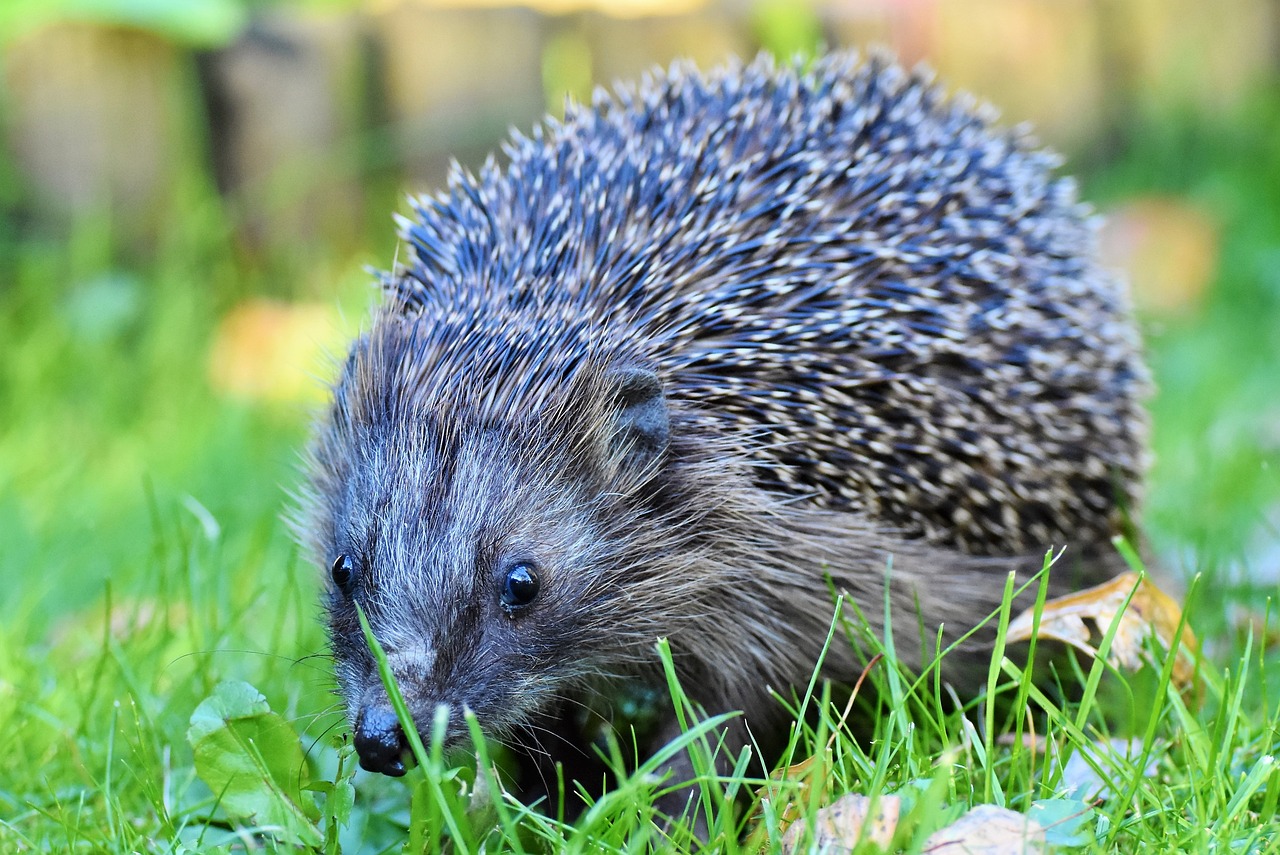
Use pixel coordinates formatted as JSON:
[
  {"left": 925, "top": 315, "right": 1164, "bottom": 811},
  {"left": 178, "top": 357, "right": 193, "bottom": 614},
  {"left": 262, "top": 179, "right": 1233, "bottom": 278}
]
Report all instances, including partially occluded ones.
[{"left": 353, "top": 704, "right": 410, "bottom": 777}]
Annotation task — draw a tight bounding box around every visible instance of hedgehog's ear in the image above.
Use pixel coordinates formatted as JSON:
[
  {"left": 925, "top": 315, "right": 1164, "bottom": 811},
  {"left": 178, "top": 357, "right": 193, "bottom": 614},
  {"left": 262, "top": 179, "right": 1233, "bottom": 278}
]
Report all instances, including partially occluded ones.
[{"left": 606, "top": 367, "right": 670, "bottom": 471}]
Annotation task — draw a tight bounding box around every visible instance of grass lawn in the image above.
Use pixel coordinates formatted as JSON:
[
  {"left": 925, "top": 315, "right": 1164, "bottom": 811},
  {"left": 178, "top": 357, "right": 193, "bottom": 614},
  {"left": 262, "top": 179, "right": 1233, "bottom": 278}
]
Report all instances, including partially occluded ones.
[{"left": 1, "top": 88, "right": 1278, "bottom": 853}]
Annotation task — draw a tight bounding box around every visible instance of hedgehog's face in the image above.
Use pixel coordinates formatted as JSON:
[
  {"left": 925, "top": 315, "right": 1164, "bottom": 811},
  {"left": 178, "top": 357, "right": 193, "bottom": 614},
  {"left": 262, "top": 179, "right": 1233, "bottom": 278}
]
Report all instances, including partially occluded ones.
[{"left": 309, "top": 351, "right": 671, "bottom": 776}]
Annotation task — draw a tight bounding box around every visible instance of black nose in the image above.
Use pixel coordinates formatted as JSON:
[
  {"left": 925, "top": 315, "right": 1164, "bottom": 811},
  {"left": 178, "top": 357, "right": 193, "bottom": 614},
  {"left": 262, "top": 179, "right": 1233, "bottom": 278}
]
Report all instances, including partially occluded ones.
[{"left": 353, "top": 705, "right": 409, "bottom": 776}]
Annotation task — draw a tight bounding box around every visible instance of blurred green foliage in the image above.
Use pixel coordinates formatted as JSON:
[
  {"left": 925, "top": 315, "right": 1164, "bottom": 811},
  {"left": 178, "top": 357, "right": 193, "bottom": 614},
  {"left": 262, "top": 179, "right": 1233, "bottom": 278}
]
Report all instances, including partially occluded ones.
[
  {"left": 1086, "top": 89, "right": 1280, "bottom": 594},
  {"left": 0, "top": 0, "right": 247, "bottom": 46},
  {"left": 750, "top": 0, "right": 823, "bottom": 62}
]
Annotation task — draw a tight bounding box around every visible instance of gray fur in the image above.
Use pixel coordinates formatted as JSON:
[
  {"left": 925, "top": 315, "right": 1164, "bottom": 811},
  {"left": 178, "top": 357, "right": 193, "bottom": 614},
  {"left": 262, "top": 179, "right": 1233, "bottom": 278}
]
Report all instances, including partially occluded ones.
[{"left": 296, "top": 52, "right": 1148, "bottom": 797}]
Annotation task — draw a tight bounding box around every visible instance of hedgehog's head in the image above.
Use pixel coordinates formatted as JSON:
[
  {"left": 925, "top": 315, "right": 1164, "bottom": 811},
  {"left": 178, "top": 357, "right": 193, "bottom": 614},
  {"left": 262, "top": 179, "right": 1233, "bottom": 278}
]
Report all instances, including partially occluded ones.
[{"left": 300, "top": 313, "right": 678, "bottom": 776}]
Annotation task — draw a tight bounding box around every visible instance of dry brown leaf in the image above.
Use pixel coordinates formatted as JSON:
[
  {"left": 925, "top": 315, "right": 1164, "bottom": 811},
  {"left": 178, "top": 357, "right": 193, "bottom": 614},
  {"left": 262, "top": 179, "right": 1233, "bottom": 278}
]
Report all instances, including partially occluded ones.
[
  {"left": 50, "top": 597, "right": 190, "bottom": 649},
  {"left": 779, "top": 793, "right": 900, "bottom": 853},
  {"left": 996, "top": 732, "right": 1048, "bottom": 752},
  {"left": 747, "top": 653, "right": 885, "bottom": 848},
  {"left": 1099, "top": 197, "right": 1219, "bottom": 316},
  {"left": 923, "top": 804, "right": 1045, "bottom": 854},
  {"left": 208, "top": 299, "right": 345, "bottom": 403},
  {"left": 1007, "top": 571, "right": 1198, "bottom": 690},
  {"left": 1227, "top": 603, "right": 1280, "bottom": 653},
  {"left": 750, "top": 752, "right": 833, "bottom": 840}
]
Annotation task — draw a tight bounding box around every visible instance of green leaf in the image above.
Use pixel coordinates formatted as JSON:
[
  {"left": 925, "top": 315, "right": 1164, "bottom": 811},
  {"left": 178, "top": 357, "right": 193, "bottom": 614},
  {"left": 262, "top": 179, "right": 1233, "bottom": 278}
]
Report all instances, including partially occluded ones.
[
  {"left": 1030, "top": 798, "right": 1096, "bottom": 849},
  {"left": 329, "top": 777, "right": 355, "bottom": 829},
  {"left": 187, "top": 680, "right": 323, "bottom": 847}
]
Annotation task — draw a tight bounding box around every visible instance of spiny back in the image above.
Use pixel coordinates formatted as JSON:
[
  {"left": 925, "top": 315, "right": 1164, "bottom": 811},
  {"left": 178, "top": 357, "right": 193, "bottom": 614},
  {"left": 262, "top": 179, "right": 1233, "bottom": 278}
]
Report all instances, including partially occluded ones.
[{"left": 375, "top": 52, "right": 1148, "bottom": 556}]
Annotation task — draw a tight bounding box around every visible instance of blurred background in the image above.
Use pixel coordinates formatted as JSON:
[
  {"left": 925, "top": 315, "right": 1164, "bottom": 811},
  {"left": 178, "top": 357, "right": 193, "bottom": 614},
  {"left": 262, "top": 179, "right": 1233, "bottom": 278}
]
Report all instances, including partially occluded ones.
[{"left": 2, "top": 0, "right": 1278, "bottom": 653}]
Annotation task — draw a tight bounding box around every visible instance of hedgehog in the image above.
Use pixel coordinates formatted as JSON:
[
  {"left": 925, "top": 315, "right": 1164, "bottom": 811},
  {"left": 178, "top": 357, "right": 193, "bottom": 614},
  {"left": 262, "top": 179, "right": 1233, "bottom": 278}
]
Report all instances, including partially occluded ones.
[{"left": 298, "top": 52, "right": 1148, "bottom": 821}]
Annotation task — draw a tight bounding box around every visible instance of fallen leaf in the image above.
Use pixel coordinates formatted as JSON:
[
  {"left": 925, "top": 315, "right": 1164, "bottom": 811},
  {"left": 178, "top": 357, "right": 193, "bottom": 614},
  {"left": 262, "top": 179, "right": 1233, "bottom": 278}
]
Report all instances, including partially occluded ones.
[
  {"left": 1227, "top": 603, "right": 1280, "bottom": 653},
  {"left": 923, "top": 804, "right": 1045, "bottom": 854},
  {"left": 779, "top": 793, "right": 900, "bottom": 853},
  {"left": 208, "top": 299, "right": 345, "bottom": 403},
  {"left": 1058, "top": 736, "right": 1163, "bottom": 802},
  {"left": 1099, "top": 198, "right": 1219, "bottom": 316},
  {"left": 1028, "top": 798, "right": 1096, "bottom": 848},
  {"left": 750, "top": 752, "right": 835, "bottom": 841},
  {"left": 1007, "top": 571, "right": 1198, "bottom": 691},
  {"left": 997, "top": 732, "right": 1048, "bottom": 752},
  {"left": 748, "top": 653, "right": 884, "bottom": 844},
  {"left": 50, "top": 597, "right": 190, "bottom": 650}
]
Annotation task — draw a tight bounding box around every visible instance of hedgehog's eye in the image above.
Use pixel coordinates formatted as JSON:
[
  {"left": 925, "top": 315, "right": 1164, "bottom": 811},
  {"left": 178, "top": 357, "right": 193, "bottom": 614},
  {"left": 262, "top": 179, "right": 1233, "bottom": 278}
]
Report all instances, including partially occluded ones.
[
  {"left": 331, "top": 554, "right": 357, "bottom": 596},
  {"left": 500, "top": 562, "right": 540, "bottom": 613}
]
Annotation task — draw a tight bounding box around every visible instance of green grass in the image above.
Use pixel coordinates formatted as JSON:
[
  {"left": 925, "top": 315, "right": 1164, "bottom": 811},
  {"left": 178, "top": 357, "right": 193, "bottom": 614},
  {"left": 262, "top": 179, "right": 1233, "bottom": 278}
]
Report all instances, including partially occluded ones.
[{"left": 2, "top": 81, "right": 1280, "bottom": 854}]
